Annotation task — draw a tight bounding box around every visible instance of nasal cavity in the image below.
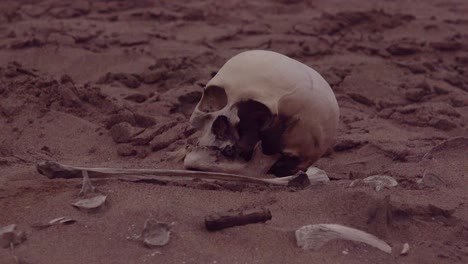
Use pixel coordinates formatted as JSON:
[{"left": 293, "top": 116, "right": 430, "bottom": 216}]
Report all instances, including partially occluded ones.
[{"left": 211, "top": 115, "right": 231, "bottom": 140}]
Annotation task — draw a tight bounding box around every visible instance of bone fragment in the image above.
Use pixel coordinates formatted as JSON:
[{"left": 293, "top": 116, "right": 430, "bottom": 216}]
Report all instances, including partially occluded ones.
[
  {"left": 31, "top": 217, "right": 76, "bottom": 230},
  {"left": 401, "top": 243, "right": 410, "bottom": 255},
  {"left": 79, "top": 170, "right": 95, "bottom": 196},
  {"left": 0, "top": 224, "right": 26, "bottom": 249},
  {"left": 350, "top": 175, "right": 398, "bottom": 191},
  {"left": 72, "top": 170, "right": 107, "bottom": 211},
  {"left": 390, "top": 242, "right": 411, "bottom": 257},
  {"left": 305, "top": 167, "right": 330, "bottom": 184},
  {"left": 295, "top": 224, "right": 392, "bottom": 254},
  {"left": 36, "top": 161, "right": 310, "bottom": 188},
  {"left": 72, "top": 194, "right": 107, "bottom": 210},
  {"left": 362, "top": 175, "right": 398, "bottom": 191},
  {"left": 142, "top": 219, "right": 171, "bottom": 248},
  {"left": 205, "top": 207, "right": 272, "bottom": 231}
]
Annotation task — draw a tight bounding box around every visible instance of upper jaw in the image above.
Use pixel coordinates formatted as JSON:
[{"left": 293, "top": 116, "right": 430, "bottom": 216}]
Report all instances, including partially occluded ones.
[
  {"left": 183, "top": 146, "right": 248, "bottom": 174},
  {"left": 183, "top": 142, "right": 280, "bottom": 177}
]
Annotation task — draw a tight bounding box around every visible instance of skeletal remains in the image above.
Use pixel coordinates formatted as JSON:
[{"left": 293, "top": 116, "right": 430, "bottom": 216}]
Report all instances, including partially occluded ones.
[
  {"left": 185, "top": 50, "right": 339, "bottom": 177},
  {"left": 37, "top": 50, "right": 339, "bottom": 185},
  {"left": 32, "top": 51, "right": 409, "bottom": 255}
]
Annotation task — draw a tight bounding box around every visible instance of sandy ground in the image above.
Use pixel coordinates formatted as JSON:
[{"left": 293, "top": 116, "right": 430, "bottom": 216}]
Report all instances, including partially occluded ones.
[{"left": 0, "top": 0, "right": 467, "bottom": 263}]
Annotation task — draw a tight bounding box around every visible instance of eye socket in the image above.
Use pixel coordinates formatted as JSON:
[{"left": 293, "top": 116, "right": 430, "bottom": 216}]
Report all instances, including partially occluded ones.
[
  {"left": 237, "top": 100, "right": 272, "bottom": 131},
  {"left": 198, "top": 86, "right": 228, "bottom": 113}
]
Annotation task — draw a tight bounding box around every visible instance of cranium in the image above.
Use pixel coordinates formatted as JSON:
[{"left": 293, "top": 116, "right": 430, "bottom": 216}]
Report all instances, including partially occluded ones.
[{"left": 184, "top": 50, "right": 339, "bottom": 177}]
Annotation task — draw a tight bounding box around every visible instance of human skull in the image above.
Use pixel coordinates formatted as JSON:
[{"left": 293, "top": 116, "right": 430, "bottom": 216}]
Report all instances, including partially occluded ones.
[{"left": 184, "top": 50, "right": 339, "bottom": 177}]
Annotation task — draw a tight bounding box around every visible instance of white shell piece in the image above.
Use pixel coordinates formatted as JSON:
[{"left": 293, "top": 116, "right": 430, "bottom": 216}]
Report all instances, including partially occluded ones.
[
  {"left": 305, "top": 166, "right": 330, "bottom": 184},
  {"left": 72, "top": 194, "right": 107, "bottom": 210},
  {"left": 142, "top": 219, "right": 171, "bottom": 248},
  {"left": 401, "top": 243, "right": 410, "bottom": 255},
  {"left": 362, "top": 175, "right": 398, "bottom": 191}
]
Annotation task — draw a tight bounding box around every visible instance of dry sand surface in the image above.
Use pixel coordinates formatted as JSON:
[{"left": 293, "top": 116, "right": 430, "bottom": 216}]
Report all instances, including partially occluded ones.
[{"left": 1, "top": 0, "right": 468, "bottom": 263}]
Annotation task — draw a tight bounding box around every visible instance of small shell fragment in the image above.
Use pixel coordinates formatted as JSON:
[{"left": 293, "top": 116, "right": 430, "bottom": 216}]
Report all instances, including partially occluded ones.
[
  {"left": 49, "top": 217, "right": 75, "bottom": 225},
  {"left": 305, "top": 167, "right": 330, "bottom": 184},
  {"left": 295, "top": 224, "right": 392, "bottom": 254},
  {"left": 351, "top": 175, "right": 398, "bottom": 191},
  {"left": 421, "top": 172, "right": 445, "bottom": 188},
  {"left": 401, "top": 243, "right": 410, "bottom": 255},
  {"left": 141, "top": 219, "right": 171, "bottom": 248},
  {"left": 0, "top": 224, "right": 27, "bottom": 248},
  {"left": 72, "top": 194, "right": 107, "bottom": 210}
]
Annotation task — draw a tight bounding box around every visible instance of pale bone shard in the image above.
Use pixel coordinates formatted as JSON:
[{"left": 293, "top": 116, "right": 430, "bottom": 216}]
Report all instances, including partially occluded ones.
[
  {"left": 362, "top": 175, "right": 398, "bottom": 191},
  {"left": 31, "top": 217, "right": 76, "bottom": 230},
  {"left": 0, "top": 224, "right": 26, "bottom": 248},
  {"left": 166, "top": 147, "right": 188, "bottom": 162},
  {"left": 72, "top": 170, "right": 107, "bottom": 210},
  {"left": 36, "top": 161, "right": 315, "bottom": 188},
  {"left": 48, "top": 216, "right": 75, "bottom": 225},
  {"left": 79, "top": 170, "right": 95, "bottom": 196},
  {"left": 184, "top": 50, "right": 339, "bottom": 177},
  {"left": 401, "top": 243, "right": 410, "bottom": 255},
  {"left": 305, "top": 167, "right": 330, "bottom": 184},
  {"left": 295, "top": 224, "right": 392, "bottom": 254},
  {"left": 72, "top": 195, "right": 107, "bottom": 210},
  {"left": 141, "top": 219, "right": 171, "bottom": 248},
  {"left": 350, "top": 175, "right": 398, "bottom": 191}
]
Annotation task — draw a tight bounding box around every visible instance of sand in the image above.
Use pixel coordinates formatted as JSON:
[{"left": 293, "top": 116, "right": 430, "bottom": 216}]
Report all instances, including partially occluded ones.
[{"left": 0, "top": 0, "right": 467, "bottom": 263}]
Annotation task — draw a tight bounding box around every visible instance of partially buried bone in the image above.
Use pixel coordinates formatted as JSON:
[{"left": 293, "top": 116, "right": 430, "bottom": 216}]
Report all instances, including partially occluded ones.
[
  {"left": 350, "top": 175, "right": 398, "bottom": 191},
  {"left": 295, "top": 224, "right": 392, "bottom": 254},
  {"left": 305, "top": 166, "right": 330, "bottom": 184},
  {"left": 36, "top": 161, "right": 331, "bottom": 188},
  {"left": 362, "top": 175, "right": 397, "bottom": 191},
  {"left": 79, "top": 170, "right": 95, "bottom": 196},
  {"left": 31, "top": 217, "right": 76, "bottom": 230}
]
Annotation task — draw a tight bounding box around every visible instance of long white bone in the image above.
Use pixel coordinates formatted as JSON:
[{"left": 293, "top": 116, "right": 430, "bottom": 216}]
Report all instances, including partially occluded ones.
[
  {"left": 36, "top": 161, "right": 314, "bottom": 187},
  {"left": 295, "top": 224, "right": 392, "bottom": 254}
]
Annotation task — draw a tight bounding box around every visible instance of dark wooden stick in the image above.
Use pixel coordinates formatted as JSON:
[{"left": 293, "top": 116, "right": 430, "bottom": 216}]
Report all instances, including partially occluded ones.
[{"left": 205, "top": 207, "right": 272, "bottom": 231}]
